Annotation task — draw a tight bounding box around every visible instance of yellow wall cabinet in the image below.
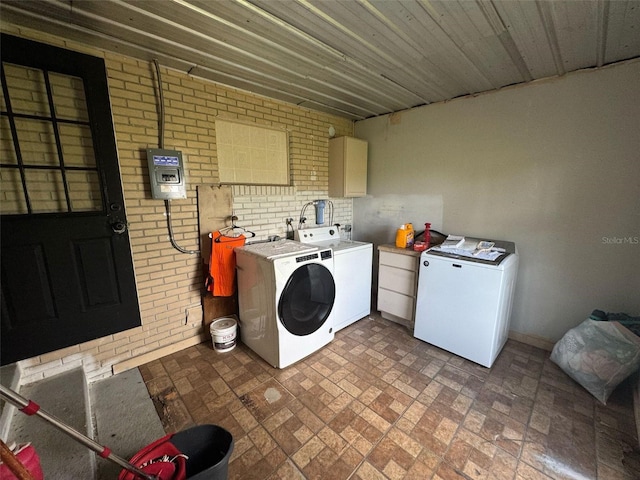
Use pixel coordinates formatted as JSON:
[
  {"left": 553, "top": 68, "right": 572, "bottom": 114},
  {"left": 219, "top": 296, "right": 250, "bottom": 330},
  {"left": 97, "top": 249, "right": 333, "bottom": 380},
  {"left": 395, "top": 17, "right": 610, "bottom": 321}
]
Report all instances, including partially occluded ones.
[{"left": 329, "top": 136, "right": 368, "bottom": 197}]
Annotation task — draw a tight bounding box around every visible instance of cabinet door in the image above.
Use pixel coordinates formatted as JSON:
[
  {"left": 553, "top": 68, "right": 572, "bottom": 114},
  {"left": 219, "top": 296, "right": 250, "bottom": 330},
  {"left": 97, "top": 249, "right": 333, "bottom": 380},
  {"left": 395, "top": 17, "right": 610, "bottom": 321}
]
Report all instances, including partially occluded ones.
[
  {"left": 329, "top": 136, "right": 367, "bottom": 197},
  {"left": 344, "top": 137, "right": 367, "bottom": 197}
]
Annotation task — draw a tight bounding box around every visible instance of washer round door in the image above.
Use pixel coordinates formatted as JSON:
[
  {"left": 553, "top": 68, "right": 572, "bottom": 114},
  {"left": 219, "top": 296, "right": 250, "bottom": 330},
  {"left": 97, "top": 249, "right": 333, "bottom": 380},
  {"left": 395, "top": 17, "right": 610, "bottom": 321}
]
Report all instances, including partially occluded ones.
[{"left": 278, "top": 263, "right": 335, "bottom": 336}]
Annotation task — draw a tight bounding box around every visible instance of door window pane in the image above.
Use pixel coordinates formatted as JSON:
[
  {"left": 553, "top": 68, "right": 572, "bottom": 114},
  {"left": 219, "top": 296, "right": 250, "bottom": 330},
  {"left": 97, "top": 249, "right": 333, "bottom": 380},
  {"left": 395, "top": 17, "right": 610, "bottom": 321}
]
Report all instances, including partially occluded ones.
[
  {"left": 0, "top": 168, "right": 28, "bottom": 214},
  {"left": 3, "top": 63, "right": 50, "bottom": 117},
  {"left": 50, "top": 72, "right": 89, "bottom": 122},
  {"left": 0, "top": 73, "right": 6, "bottom": 112},
  {"left": 1, "top": 117, "right": 17, "bottom": 165},
  {"left": 67, "top": 170, "right": 102, "bottom": 211},
  {"left": 59, "top": 123, "right": 96, "bottom": 167},
  {"left": 14, "top": 119, "right": 58, "bottom": 166},
  {"left": 24, "top": 169, "right": 66, "bottom": 213}
]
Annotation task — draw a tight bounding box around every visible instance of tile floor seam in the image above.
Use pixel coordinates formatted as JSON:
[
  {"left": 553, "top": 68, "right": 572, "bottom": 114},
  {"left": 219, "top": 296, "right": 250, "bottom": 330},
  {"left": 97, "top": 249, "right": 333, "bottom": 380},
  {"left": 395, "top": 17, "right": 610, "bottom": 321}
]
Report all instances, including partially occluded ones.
[
  {"left": 515, "top": 354, "right": 554, "bottom": 480},
  {"left": 499, "top": 364, "right": 540, "bottom": 480}
]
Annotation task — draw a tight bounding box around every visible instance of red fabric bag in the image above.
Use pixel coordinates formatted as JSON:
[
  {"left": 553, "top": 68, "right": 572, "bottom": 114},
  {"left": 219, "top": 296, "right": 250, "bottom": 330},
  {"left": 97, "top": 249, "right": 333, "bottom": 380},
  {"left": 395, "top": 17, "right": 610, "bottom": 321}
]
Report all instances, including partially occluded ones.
[
  {"left": 117, "top": 433, "right": 187, "bottom": 480},
  {"left": 0, "top": 443, "right": 44, "bottom": 480}
]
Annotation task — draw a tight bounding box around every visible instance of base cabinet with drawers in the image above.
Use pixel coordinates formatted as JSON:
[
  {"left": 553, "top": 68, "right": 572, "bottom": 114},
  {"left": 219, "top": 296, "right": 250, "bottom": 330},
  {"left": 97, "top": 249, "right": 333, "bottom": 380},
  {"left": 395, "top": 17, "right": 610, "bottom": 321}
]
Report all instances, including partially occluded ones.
[{"left": 377, "top": 245, "right": 421, "bottom": 329}]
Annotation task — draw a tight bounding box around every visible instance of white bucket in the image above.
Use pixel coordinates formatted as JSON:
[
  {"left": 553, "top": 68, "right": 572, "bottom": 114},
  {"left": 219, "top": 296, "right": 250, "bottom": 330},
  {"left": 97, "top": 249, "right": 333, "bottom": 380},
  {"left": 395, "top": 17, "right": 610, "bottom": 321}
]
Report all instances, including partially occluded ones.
[{"left": 210, "top": 317, "right": 237, "bottom": 352}]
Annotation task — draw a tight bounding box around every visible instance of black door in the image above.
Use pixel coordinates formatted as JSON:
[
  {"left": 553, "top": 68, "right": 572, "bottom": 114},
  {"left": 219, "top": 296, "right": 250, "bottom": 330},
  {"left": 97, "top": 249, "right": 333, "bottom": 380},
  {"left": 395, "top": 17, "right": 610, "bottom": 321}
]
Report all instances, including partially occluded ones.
[
  {"left": 278, "top": 263, "right": 335, "bottom": 335},
  {"left": 0, "top": 34, "right": 141, "bottom": 365}
]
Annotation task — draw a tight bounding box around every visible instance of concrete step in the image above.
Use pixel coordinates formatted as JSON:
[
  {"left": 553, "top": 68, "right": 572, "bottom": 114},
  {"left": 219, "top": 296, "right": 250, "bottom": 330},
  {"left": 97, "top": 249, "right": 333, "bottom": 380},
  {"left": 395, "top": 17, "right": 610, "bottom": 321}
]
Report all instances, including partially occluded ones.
[
  {"left": 92, "top": 368, "right": 166, "bottom": 480},
  {"left": 6, "top": 368, "right": 95, "bottom": 479},
  {"left": 1, "top": 367, "right": 165, "bottom": 479},
  {"left": 0, "top": 363, "right": 21, "bottom": 441}
]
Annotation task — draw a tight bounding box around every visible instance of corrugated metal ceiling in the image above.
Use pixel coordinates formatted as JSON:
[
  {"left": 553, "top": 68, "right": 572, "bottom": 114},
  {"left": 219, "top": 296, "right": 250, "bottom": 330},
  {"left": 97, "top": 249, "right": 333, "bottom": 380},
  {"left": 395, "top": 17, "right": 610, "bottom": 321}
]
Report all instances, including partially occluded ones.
[{"left": 2, "top": 0, "right": 639, "bottom": 120}]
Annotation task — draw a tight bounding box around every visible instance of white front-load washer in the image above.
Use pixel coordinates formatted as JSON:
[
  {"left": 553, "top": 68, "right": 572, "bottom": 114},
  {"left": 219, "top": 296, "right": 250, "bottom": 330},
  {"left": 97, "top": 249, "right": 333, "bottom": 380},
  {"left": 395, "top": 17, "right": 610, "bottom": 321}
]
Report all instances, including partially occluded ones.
[
  {"left": 235, "top": 240, "right": 336, "bottom": 368},
  {"left": 295, "top": 226, "right": 372, "bottom": 331}
]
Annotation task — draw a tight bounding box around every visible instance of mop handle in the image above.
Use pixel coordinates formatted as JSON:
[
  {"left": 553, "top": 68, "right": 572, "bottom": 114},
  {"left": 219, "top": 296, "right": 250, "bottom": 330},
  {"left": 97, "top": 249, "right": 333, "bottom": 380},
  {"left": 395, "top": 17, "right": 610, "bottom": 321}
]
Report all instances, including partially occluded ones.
[{"left": 0, "top": 384, "right": 156, "bottom": 480}]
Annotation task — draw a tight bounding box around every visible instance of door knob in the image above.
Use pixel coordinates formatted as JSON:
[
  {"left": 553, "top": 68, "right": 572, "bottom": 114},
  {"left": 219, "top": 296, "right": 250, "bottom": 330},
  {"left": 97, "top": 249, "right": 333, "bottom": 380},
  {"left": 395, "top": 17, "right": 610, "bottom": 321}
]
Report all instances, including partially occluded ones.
[{"left": 111, "top": 221, "right": 127, "bottom": 234}]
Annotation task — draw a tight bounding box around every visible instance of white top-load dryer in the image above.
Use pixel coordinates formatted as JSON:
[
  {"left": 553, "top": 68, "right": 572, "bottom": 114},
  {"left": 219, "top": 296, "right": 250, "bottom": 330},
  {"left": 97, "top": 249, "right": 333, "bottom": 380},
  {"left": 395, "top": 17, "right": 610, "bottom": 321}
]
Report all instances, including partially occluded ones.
[
  {"left": 295, "top": 226, "right": 372, "bottom": 331},
  {"left": 235, "top": 240, "right": 336, "bottom": 368},
  {"left": 414, "top": 239, "right": 518, "bottom": 368}
]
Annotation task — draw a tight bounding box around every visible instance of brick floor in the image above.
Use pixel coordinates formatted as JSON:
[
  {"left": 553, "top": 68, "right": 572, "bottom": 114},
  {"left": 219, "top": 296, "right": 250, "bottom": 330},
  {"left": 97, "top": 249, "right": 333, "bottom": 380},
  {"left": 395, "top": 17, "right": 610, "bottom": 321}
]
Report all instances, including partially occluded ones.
[{"left": 139, "top": 313, "right": 639, "bottom": 479}]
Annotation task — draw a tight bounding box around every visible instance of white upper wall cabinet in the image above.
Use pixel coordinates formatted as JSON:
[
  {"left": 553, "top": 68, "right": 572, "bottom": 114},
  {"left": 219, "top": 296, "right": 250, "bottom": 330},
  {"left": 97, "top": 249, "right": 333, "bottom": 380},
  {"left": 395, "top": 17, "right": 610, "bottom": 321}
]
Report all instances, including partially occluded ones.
[{"left": 329, "top": 136, "right": 367, "bottom": 197}]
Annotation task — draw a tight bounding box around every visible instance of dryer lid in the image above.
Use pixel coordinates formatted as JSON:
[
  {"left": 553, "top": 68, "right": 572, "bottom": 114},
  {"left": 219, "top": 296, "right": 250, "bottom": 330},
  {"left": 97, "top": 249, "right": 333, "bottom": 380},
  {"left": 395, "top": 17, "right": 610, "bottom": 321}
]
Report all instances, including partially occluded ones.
[
  {"left": 425, "top": 239, "right": 516, "bottom": 266},
  {"left": 238, "top": 239, "right": 317, "bottom": 259}
]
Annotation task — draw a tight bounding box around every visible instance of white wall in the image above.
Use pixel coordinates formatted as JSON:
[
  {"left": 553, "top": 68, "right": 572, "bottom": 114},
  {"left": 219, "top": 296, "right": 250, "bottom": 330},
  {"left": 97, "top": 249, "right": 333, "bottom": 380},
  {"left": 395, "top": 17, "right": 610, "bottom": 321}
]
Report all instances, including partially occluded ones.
[{"left": 355, "top": 59, "right": 640, "bottom": 344}]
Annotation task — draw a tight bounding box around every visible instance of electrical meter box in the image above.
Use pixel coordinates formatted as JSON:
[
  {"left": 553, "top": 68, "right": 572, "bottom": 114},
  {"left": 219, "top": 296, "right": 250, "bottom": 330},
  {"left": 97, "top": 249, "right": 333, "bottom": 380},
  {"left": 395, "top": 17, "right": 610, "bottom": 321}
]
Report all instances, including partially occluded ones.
[{"left": 146, "top": 148, "right": 187, "bottom": 199}]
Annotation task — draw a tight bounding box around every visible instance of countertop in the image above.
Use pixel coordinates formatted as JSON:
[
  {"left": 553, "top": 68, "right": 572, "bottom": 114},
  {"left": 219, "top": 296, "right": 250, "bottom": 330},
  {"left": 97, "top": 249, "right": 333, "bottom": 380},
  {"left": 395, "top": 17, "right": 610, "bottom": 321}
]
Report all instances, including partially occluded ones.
[{"left": 378, "top": 244, "right": 423, "bottom": 257}]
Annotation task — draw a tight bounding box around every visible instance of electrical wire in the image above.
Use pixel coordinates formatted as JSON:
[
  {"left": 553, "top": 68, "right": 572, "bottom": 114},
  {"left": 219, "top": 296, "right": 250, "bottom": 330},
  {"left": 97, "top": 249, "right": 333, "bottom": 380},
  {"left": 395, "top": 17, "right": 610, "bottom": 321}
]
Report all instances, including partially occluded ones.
[
  {"left": 153, "top": 58, "right": 199, "bottom": 255},
  {"left": 153, "top": 59, "right": 165, "bottom": 150},
  {"left": 165, "top": 199, "right": 199, "bottom": 255}
]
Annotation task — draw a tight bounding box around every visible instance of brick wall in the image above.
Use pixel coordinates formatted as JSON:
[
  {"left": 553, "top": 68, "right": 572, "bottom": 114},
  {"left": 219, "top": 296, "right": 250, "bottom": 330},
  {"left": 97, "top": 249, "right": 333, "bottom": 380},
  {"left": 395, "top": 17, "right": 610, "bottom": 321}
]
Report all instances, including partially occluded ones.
[{"left": 2, "top": 26, "right": 354, "bottom": 384}]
